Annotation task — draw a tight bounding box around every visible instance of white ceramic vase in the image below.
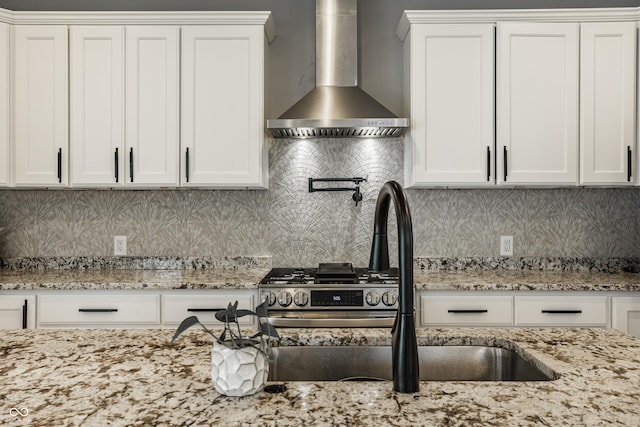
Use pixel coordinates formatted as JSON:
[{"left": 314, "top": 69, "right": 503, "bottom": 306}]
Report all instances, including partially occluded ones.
[{"left": 210, "top": 342, "right": 269, "bottom": 397}]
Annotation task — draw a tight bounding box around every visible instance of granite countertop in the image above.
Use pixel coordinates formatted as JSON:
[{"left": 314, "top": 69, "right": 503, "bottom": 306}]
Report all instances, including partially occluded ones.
[
  {"left": 2, "top": 327, "right": 639, "bottom": 426},
  {"left": 413, "top": 270, "right": 640, "bottom": 291},
  {"left": 0, "top": 268, "right": 270, "bottom": 291},
  {"left": 2, "top": 268, "right": 640, "bottom": 291}
]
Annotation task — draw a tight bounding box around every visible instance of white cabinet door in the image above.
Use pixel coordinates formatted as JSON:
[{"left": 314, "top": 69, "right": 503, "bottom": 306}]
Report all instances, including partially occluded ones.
[
  {"left": 126, "top": 26, "right": 180, "bottom": 187},
  {"left": 405, "top": 24, "right": 495, "bottom": 187},
  {"left": 181, "top": 25, "right": 267, "bottom": 188},
  {"left": 580, "top": 22, "right": 637, "bottom": 185},
  {"left": 497, "top": 23, "right": 579, "bottom": 186},
  {"left": 69, "top": 26, "right": 125, "bottom": 187},
  {"left": 13, "top": 25, "right": 69, "bottom": 187},
  {"left": 0, "top": 23, "right": 9, "bottom": 186},
  {"left": 612, "top": 296, "right": 640, "bottom": 338},
  {"left": 0, "top": 295, "right": 36, "bottom": 329}
]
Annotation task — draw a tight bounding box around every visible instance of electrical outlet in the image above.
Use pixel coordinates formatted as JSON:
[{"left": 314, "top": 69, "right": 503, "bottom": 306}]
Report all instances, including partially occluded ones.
[
  {"left": 500, "top": 236, "right": 513, "bottom": 256},
  {"left": 114, "top": 235, "right": 127, "bottom": 256}
]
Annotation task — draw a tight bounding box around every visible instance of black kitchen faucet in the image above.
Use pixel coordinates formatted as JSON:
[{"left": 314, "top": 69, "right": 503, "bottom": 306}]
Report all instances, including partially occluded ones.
[{"left": 369, "top": 180, "right": 419, "bottom": 393}]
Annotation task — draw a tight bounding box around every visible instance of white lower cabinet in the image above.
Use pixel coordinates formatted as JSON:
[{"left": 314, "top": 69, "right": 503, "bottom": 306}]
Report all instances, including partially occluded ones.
[
  {"left": 38, "top": 292, "right": 160, "bottom": 328},
  {"left": 420, "top": 295, "right": 513, "bottom": 326},
  {"left": 612, "top": 297, "right": 640, "bottom": 338},
  {"left": 0, "top": 295, "right": 36, "bottom": 329},
  {"left": 419, "top": 292, "right": 611, "bottom": 328},
  {"left": 10, "top": 290, "right": 258, "bottom": 329},
  {"left": 8, "top": 289, "right": 633, "bottom": 332},
  {"left": 162, "top": 291, "right": 256, "bottom": 328},
  {"left": 515, "top": 295, "right": 609, "bottom": 327}
]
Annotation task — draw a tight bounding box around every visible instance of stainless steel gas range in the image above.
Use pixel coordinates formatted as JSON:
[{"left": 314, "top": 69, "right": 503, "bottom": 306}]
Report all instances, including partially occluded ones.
[{"left": 258, "top": 262, "right": 399, "bottom": 328}]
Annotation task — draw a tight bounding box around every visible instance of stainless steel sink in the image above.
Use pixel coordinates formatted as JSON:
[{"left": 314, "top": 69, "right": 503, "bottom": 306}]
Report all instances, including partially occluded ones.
[{"left": 268, "top": 345, "right": 557, "bottom": 382}]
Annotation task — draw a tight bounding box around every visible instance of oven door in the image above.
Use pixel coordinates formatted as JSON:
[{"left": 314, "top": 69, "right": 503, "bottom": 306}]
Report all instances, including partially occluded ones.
[{"left": 266, "top": 310, "right": 396, "bottom": 328}]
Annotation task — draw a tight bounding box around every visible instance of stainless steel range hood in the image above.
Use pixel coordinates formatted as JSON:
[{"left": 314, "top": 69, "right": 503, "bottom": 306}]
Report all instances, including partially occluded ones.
[{"left": 267, "top": 0, "right": 408, "bottom": 139}]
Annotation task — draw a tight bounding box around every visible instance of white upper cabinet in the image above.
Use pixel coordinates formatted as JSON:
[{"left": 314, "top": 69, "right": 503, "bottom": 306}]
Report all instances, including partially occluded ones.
[
  {"left": 181, "top": 25, "right": 268, "bottom": 188},
  {"left": 403, "top": 24, "right": 495, "bottom": 187},
  {"left": 0, "top": 23, "right": 9, "bottom": 186},
  {"left": 70, "top": 26, "right": 125, "bottom": 187},
  {"left": 125, "top": 26, "right": 180, "bottom": 187},
  {"left": 70, "top": 26, "right": 179, "bottom": 188},
  {"left": 497, "top": 22, "right": 579, "bottom": 186},
  {"left": 580, "top": 22, "right": 636, "bottom": 185},
  {"left": 8, "top": 11, "right": 273, "bottom": 190},
  {"left": 13, "top": 25, "right": 69, "bottom": 187}
]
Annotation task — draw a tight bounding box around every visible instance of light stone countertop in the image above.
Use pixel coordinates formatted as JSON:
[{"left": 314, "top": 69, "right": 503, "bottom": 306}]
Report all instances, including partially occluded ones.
[
  {"left": 413, "top": 270, "right": 640, "bottom": 291},
  {"left": 1, "top": 327, "right": 639, "bottom": 426},
  {"left": 0, "top": 268, "right": 270, "bottom": 291},
  {"left": 2, "top": 268, "right": 640, "bottom": 291}
]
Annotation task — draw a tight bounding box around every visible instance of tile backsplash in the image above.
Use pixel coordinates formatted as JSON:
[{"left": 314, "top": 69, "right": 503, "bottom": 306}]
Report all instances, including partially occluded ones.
[{"left": 0, "top": 138, "right": 638, "bottom": 266}]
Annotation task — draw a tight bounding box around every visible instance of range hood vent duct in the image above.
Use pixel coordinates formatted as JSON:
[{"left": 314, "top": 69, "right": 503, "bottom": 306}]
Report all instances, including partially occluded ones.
[{"left": 267, "top": 0, "right": 408, "bottom": 139}]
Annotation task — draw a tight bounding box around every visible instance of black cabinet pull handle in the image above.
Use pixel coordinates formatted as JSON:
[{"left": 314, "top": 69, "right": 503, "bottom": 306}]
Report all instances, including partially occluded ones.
[
  {"left": 487, "top": 146, "right": 491, "bottom": 181},
  {"left": 503, "top": 145, "right": 507, "bottom": 182},
  {"left": 627, "top": 146, "right": 632, "bottom": 182},
  {"left": 57, "top": 148, "right": 62, "bottom": 183},
  {"left": 185, "top": 147, "right": 190, "bottom": 183},
  {"left": 78, "top": 308, "right": 119, "bottom": 313},
  {"left": 22, "top": 299, "right": 28, "bottom": 329},
  {"left": 448, "top": 309, "right": 488, "bottom": 314},
  {"left": 187, "top": 308, "right": 223, "bottom": 313},
  {"left": 129, "top": 148, "right": 134, "bottom": 183},
  {"left": 541, "top": 310, "right": 582, "bottom": 314},
  {"left": 115, "top": 147, "right": 119, "bottom": 183}
]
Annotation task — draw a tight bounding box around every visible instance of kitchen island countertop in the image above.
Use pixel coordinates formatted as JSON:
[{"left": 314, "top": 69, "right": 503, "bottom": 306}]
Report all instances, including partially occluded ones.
[
  {"left": 2, "top": 327, "right": 639, "bottom": 426},
  {"left": 2, "top": 267, "right": 640, "bottom": 291}
]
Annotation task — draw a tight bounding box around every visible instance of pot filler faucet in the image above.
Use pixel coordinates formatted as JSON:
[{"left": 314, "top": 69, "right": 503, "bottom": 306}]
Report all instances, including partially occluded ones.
[{"left": 369, "top": 180, "right": 419, "bottom": 393}]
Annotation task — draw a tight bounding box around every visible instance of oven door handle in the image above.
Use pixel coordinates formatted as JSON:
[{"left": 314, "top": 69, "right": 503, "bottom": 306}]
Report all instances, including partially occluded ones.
[{"left": 266, "top": 316, "right": 395, "bottom": 328}]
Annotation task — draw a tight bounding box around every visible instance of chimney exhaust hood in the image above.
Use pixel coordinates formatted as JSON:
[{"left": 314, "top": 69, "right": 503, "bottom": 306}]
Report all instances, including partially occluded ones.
[{"left": 267, "top": 0, "right": 408, "bottom": 139}]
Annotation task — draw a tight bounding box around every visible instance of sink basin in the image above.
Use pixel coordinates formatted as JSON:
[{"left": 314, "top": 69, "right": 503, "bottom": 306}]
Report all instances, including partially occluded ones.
[{"left": 268, "top": 345, "right": 557, "bottom": 382}]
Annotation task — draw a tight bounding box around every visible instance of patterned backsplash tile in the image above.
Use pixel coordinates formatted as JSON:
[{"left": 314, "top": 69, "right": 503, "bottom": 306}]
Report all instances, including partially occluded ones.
[{"left": 0, "top": 138, "right": 639, "bottom": 266}]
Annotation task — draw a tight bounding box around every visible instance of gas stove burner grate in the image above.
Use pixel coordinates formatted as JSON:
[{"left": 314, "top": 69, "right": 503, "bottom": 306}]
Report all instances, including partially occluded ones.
[
  {"left": 315, "top": 262, "right": 357, "bottom": 284},
  {"left": 260, "top": 265, "right": 400, "bottom": 286},
  {"left": 262, "top": 268, "right": 315, "bottom": 285}
]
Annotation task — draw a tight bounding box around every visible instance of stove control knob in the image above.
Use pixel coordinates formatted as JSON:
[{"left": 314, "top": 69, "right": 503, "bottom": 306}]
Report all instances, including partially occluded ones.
[
  {"left": 262, "top": 291, "right": 276, "bottom": 306},
  {"left": 365, "top": 291, "right": 380, "bottom": 306},
  {"left": 277, "top": 291, "right": 293, "bottom": 307},
  {"left": 382, "top": 291, "right": 398, "bottom": 307},
  {"left": 294, "top": 291, "right": 309, "bottom": 307}
]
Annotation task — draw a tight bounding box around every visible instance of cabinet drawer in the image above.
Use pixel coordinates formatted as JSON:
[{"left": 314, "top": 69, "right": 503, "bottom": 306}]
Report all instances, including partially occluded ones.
[
  {"left": 162, "top": 292, "right": 255, "bottom": 326},
  {"left": 38, "top": 294, "right": 160, "bottom": 327},
  {"left": 421, "top": 295, "right": 513, "bottom": 326},
  {"left": 515, "top": 296, "right": 608, "bottom": 326}
]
